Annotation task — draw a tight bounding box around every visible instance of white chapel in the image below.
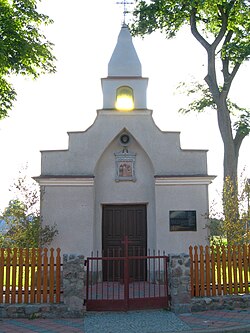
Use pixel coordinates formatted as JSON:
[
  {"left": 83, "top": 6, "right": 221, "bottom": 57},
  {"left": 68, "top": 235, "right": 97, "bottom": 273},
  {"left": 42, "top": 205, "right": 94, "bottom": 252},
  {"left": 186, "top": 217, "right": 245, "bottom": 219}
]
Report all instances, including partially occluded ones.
[{"left": 35, "top": 24, "right": 214, "bottom": 255}]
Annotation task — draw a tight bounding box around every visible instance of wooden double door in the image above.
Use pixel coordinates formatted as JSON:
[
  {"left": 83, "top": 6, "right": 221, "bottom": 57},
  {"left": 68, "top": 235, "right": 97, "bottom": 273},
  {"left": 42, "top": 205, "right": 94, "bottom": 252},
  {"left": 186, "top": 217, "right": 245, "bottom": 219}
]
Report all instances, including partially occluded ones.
[{"left": 102, "top": 204, "right": 147, "bottom": 280}]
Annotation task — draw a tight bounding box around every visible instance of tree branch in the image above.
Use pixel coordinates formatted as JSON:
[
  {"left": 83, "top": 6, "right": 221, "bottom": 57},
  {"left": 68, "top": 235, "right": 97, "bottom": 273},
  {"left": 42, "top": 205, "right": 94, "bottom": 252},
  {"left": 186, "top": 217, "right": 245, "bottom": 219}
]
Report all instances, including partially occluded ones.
[
  {"left": 221, "top": 30, "right": 234, "bottom": 80},
  {"left": 229, "top": 62, "right": 241, "bottom": 83},
  {"left": 190, "top": 8, "right": 224, "bottom": 103},
  {"left": 211, "top": 5, "right": 229, "bottom": 50},
  {"left": 234, "top": 130, "right": 248, "bottom": 170},
  {"left": 190, "top": 9, "right": 210, "bottom": 51},
  {"left": 221, "top": 62, "right": 241, "bottom": 99}
]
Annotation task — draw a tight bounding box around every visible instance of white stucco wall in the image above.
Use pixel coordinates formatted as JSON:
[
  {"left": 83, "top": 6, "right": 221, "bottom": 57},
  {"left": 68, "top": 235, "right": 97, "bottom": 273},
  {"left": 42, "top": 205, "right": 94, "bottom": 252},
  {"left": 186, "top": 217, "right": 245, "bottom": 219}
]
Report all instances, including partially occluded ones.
[
  {"left": 155, "top": 184, "right": 209, "bottom": 254},
  {"left": 41, "top": 185, "right": 94, "bottom": 254}
]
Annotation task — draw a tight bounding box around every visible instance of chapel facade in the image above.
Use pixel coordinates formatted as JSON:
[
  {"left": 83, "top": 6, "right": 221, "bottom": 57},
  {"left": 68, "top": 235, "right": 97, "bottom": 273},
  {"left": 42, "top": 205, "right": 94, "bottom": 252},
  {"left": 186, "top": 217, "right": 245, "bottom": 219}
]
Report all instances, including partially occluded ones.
[{"left": 35, "top": 24, "right": 214, "bottom": 255}]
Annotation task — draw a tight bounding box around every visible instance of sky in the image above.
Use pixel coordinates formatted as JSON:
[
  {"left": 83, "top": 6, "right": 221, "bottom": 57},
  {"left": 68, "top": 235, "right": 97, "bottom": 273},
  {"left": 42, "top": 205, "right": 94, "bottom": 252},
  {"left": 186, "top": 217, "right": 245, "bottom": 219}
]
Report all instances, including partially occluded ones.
[{"left": 0, "top": 0, "right": 249, "bottom": 211}]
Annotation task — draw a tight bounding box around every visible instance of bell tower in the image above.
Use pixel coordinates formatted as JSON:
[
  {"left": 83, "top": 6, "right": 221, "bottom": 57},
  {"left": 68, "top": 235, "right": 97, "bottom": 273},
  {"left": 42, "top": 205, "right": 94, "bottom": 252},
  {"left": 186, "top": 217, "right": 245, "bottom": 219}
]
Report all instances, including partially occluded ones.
[{"left": 101, "top": 24, "right": 148, "bottom": 111}]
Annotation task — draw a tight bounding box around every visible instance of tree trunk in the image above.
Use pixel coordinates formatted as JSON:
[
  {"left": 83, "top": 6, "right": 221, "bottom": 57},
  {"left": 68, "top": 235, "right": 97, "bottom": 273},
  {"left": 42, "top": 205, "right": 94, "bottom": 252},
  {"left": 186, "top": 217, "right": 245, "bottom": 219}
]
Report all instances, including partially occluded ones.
[
  {"left": 216, "top": 99, "right": 240, "bottom": 244},
  {"left": 216, "top": 101, "right": 238, "bottom": 182}
]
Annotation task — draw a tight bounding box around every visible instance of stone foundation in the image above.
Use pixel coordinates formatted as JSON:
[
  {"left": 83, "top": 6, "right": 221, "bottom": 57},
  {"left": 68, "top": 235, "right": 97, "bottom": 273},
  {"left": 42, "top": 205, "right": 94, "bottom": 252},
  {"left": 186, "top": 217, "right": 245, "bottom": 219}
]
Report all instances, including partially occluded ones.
[
  {"left": 63, "top": 254, "right": 85, "bottom": 315},
  {"left": 168, "top": 253, "right": 191, "bottom": 313},
  {"left": 191, "top": 294, "right": 250, "bottom": 312},
  {"left": 0, "top": 303, "right": 82, "bottom": 319}
]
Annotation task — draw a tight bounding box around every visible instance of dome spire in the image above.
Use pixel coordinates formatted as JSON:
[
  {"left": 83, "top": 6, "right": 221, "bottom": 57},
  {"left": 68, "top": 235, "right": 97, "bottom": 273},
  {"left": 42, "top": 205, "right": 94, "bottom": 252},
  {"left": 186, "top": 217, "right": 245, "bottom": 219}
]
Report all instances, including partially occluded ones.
[{"left": 108, "top": 24, "right": 142, "bottom": 77}]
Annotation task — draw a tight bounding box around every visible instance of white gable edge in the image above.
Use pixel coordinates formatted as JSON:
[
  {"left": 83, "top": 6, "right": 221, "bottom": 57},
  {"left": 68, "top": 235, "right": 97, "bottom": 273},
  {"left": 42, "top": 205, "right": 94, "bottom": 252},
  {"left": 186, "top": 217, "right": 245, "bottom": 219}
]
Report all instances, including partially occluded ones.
[
  {"left": 34, "top": 177, "right": 94, "bottom": 186},
  {"left": 155, "top": 175, "right": 216, "bottom": 185}
]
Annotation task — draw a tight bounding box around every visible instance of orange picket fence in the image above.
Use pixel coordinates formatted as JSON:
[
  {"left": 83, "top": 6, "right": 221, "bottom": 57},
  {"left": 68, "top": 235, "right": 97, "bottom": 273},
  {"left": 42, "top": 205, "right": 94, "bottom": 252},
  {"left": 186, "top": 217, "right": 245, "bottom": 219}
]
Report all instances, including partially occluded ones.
[
  {"left": 0, "top": 248, "right": 62, "bottom": 304},
  {"left": 189, "top": 244, "right": 250, "bottom": 297}
]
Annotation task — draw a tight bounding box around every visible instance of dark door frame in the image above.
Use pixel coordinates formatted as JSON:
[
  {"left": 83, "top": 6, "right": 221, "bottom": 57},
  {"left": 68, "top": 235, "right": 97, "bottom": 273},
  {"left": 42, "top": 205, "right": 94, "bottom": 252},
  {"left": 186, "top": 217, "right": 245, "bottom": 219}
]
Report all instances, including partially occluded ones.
[{"left": 102, "top": 204, "right": 147, "bottom": 255}]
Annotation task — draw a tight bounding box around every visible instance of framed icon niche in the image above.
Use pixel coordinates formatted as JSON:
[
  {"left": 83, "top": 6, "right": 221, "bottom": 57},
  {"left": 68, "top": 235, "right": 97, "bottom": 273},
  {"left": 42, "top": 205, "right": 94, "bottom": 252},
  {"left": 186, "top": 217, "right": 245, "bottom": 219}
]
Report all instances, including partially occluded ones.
[{"left": 114, "top": 149, "right": 136, "bottom": 182}]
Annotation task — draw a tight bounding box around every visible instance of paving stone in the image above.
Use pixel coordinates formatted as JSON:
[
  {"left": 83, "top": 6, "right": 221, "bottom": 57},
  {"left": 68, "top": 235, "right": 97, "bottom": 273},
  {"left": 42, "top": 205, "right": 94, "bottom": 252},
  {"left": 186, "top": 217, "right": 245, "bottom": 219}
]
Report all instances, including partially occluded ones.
[
  {"left": 1, "top": 309, "right": 250, "bottom": 332},
  {"left": 84, "top": 310, "right": 190, "bottom": 333}
]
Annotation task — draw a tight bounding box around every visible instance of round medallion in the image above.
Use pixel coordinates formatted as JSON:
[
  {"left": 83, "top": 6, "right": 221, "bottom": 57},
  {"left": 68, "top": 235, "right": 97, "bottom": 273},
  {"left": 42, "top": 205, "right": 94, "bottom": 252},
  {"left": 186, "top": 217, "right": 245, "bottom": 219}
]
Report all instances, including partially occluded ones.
[{"left": 120, "top": 134, "right": 130, "bottom": 146}]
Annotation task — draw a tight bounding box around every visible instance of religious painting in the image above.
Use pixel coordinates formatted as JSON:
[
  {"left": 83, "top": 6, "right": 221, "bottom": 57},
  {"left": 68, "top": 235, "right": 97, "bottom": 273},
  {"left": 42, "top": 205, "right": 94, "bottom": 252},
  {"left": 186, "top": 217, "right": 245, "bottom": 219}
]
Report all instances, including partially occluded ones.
[{"left": 114, "top": 149, "right": 136, "bottom": 182}]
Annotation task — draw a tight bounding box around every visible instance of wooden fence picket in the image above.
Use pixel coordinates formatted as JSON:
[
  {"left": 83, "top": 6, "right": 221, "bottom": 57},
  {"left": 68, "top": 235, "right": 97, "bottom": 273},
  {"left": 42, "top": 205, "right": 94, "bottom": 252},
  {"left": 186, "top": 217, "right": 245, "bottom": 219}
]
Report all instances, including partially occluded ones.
[
  {"left": 205, "top": 246, "right": 210, "bottom": 296},
  {"left": 238, "top": 246, "right": 243, "bottom": 293},
  {"left": 227, "top": 246, "right": 233, "bottom": 294},
  {"left": 224, "top": 245, "right": 229, "bottom": 295},
  {"left": 194, "top": 246, "right": 199, "bottom": 297},
  {"left": 211, "top": 246, "right": 216, "bottom": 296},
  {"left": 232, "top": 246, "right": 238, "bottom": 293},
  {"left": 30, "top": 248, "right": 36, "bottom": 303},
  {"left": 43, "top": 248, "right": 48, "bottom": 303},
  {"left": 249, "top": 245, "right": 250, "bottom": 266},
  {"left": 189, "top": 246, "right": 194, "bottom": 297},
  {"left": 49, "top": 248, "right": 55, "bottom": 303},
  {"left": 11, "top": 248, "right": 17, "bottom": 304},
  {"left": 17, "top": 249, "right": 23, "bottom": 303},
  {"left": 56, "top": 248, "right": 61, "bottom": 303},
  {"left": 216, "top": 245, "right": 222, "bottom": 295},
  {"left": 36, "top": 248, "right": 42, "bottom": 303},
  {"left": 243, "top": 245, "right": 249, "bottom": 294},
  {"left": 5, "top": 248, "right": 11, "bottom": 303},
  {"left": 24, "top": 249, "right": 29, "bottom": 303},
  {"left": 200, "top": 246, "right": 205, "bottom": 297},
  {"left": 0, "top": 248, "right": 4, "bottom": 303}
]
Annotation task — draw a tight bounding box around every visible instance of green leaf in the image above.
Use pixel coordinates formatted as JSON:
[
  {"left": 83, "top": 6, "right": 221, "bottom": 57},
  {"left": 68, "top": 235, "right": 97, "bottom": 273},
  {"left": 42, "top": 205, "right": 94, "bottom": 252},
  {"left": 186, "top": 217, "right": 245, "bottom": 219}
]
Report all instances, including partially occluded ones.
[
  {"left": 0, "top": 0, "right": 56, "bottom": 118},
  {"left": 0, "top": 168, "right": 58, "bottom": 248}
]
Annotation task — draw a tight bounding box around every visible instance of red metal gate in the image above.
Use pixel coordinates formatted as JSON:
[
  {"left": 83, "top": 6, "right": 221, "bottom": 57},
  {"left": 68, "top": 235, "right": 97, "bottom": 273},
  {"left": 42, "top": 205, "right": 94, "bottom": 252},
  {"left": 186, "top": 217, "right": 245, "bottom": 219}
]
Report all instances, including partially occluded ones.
[{"left": 85, "top": 238, "right": 169, "bottom": 311}]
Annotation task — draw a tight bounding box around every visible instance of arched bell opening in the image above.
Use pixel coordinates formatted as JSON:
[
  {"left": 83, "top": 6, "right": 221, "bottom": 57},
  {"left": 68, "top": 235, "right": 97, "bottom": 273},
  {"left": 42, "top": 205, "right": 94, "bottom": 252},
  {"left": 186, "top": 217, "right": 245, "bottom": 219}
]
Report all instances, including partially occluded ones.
[{"left": 115, "top": 86, "right": 134, "bottom": 111}]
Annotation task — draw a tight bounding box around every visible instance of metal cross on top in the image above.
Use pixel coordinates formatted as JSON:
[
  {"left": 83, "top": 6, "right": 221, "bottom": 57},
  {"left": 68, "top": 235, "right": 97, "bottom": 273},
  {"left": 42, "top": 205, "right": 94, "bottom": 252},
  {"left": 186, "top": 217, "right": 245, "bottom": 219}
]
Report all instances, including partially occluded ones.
[{"left": 116, "top": 0, "right": 134, "bottom": 24}]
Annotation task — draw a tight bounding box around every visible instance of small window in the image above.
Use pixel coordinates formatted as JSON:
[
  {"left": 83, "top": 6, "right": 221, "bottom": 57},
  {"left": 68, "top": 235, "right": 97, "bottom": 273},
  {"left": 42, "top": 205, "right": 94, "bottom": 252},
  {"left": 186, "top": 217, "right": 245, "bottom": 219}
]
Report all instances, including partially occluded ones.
[{"left": 169, "top": 210, "right": 197, "bottom": 231}]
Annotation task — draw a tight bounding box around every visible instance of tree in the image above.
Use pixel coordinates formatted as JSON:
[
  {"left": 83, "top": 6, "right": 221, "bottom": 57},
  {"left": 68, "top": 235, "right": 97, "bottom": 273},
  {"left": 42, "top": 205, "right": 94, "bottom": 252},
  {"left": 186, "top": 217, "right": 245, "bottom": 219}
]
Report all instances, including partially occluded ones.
[
  {"left": 0, "top": 169, "right": 57, "bottom": 248},
  {"left": 131, "top": 0, "right": 250, "bottom": 184},
  {"left": 207, "top": 176, "right": 250, "bottom": 246},
  {"left": 0, "top": 0, "right": 56, "bottom": 119}
]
